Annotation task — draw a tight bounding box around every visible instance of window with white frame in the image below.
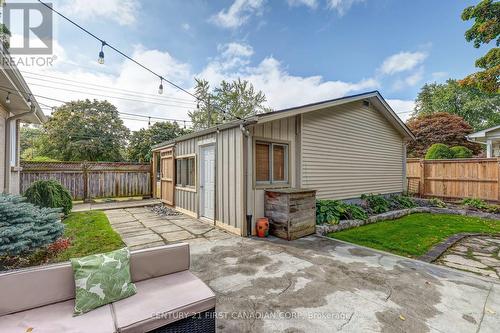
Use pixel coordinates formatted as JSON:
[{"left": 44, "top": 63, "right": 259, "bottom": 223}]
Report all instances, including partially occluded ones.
[
  {"left": 176, "top": 156, "right": 195, "bottom": 187},
  {"left": 255, "top": 141, "right": 289, "bottom": 185}
]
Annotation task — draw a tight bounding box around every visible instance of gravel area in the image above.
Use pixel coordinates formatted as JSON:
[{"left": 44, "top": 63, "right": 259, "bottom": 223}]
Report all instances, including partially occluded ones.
[{"left": 149, "top": 204, "right": 183, "bottom": 217}]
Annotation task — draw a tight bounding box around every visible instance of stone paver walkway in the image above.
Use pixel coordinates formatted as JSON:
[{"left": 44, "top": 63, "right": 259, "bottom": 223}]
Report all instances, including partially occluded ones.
[
  {"left": 436, "top": 236, "right": 500, "bottom": 279},
  {"left": 73, "top": 199, "right": 161, "bottom": 212},
  {"left": 104, "top": 207, "right": 235, "bottom": 250}
]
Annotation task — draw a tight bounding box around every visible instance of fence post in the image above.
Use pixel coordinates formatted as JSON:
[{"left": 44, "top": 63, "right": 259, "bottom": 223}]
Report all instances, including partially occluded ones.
[
  {"left": 82, "top": 162, "right": 91, "bottom": 203},
  {"left": 497, "top": 158, "right": 500, "bottom": 203},
  {"left": 419, "top": 158, "right": 425, "bottom": 197}
]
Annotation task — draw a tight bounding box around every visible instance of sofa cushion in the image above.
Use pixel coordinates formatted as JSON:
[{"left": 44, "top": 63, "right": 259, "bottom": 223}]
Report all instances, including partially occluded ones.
[
  {"left": 0, "top": 243, "right": 190, "bottom": 316},
  {"left": 112, "top": 270, "right": 216, "bottom": 333},
  {"left": 71, "top": 248, "right": 137, "bottom": 315},
  {"left": 0, "top": 262, "right": 74, "bottom": 316},
  {"left": 130, "top": 243, "right": 190, "bottom": 282},
  {"left": 0, "top": 300, "right": 115, "bottom": 333}
]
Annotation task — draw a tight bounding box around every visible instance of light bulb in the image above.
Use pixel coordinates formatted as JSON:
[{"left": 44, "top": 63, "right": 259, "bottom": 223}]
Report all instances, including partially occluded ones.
[
  {"left": 98, "top": 50, "right": 104, "bottom": 64},
  {"left": 98, "top": 41, "right": 106, "bottom": 65},
  {"left": 158, "top": 79, "right": 164, "bottom": 95},
  {"left": 5, "top": 92, "right": 10, "bottom": 104}
]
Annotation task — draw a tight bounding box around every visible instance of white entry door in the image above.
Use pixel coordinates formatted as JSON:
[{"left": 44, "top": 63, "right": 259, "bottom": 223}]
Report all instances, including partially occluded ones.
[{"left": 200, "top": 145, "right": 215, "bottom": 220}]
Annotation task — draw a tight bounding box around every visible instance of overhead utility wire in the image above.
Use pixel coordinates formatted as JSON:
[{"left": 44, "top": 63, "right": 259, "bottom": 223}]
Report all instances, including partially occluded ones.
[
  {"left": 0, "top": 86, "right": 192, "bottom": 124},
  {"left": 36, "top": 0, "right": 236, "bottom": 120},
  {"left": 21, "top": 71, "right": 197, "bottom": 103}
]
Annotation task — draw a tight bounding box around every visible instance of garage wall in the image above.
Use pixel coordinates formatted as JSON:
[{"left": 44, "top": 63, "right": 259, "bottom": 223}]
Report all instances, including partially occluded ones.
[
  {"left": 216, "top": 127, "right": 244, "bottom": 234},
  {"left": 247, "top": 116, "right": 298, "bottom": 227},
  {"left": 174, "top": 133, "right": 215, "bottom": 216},
  {"left": 301, "top": 101, "right": 405, "bottom": 199}
]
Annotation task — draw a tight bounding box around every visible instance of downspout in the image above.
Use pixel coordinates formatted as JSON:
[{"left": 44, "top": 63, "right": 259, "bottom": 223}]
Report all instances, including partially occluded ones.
[
  {"left": 4, "top": 107, "right": 35, "bottom": 193},
  {"left": 240, "top": 123, "right": 252, "bottom": 237}
]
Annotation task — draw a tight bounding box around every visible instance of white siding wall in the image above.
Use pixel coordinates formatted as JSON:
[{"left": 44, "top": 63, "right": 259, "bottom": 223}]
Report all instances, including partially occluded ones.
[{"left": 301, "top": 101, "right": 405, "bottom": 199}]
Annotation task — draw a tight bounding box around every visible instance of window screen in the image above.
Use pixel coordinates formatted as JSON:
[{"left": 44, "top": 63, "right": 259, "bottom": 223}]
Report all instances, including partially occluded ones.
[{"left": 255, "top": 143, "right": 270, "bottom": 182}]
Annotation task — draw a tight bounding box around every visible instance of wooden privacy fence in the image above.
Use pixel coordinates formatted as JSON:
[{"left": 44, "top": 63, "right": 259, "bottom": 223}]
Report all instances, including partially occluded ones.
[
  {"left": 20, "top": 161, "right": 152, "bottom": 201},
  {"left": 406, "top": 158, "right": 500, "bottom": 202}
]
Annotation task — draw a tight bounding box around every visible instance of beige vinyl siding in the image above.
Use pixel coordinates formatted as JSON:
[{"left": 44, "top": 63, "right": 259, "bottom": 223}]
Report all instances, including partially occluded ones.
[
  {"left": 301, "top": 101, "right": 405, "bottom": 199},
  {"left": 248, "top": 117, "right": 297, "bottom": 225},
  {"left": 0, "top": 106, "right": 7, "bottom": 192},
  {"left": 174, "top": 133, "right": 215, "bottom": 215},
  {"left": 216, "top": 127, "right": 244, "bottom": 234}
]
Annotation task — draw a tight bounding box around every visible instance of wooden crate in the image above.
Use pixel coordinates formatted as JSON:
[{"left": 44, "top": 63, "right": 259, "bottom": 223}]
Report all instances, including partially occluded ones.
[{"left": 265, "top": 189, "right": 316, "bottom": 241}]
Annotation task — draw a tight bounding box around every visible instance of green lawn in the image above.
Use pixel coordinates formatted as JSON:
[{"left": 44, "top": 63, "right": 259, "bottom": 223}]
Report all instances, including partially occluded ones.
[
  {"left": 330, "top": 213, "right": 500, "bottom": 258},
  {"left": 55, "top": 211, "right": 124, "bottom": 261}
]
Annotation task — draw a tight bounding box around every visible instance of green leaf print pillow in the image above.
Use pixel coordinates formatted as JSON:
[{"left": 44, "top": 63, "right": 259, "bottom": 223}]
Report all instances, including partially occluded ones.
[{"left": 71, "top": 248, "right": 136, "bottom": 315}]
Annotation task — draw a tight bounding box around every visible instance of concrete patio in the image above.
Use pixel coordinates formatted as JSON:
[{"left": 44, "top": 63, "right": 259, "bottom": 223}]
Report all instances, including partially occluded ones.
[
  {"left": 188, "top": 235, "right": 499, "bottom": 333},
  {"left": 102, "top": 206, "right": 499, "bottom": 332}
]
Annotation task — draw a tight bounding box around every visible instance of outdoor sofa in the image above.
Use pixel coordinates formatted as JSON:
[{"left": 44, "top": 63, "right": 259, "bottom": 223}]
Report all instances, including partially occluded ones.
[{"left": 0, "top": 243, "right": 216, "bottom": 333}]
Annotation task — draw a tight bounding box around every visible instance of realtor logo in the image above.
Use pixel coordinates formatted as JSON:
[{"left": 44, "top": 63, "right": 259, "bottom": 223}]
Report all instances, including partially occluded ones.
[{"left": 2, "top": 2, "right": 53, "bottom": 54}]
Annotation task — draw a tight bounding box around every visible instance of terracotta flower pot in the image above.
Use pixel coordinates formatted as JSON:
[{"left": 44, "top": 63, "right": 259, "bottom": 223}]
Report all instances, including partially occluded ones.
[{"left": 256, "top": 217, "right": 269, "bottom": 238}]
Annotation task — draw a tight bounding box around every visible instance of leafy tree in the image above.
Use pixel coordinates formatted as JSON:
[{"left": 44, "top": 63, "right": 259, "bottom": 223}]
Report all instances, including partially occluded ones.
[
  {"left": 460, "top": 0, "right": 500, "bottom": 92},
  {"left": 20, "top": 125, "right": 44, "bottom": 160},
  {"left": 406, "top": 112, "right": 482, "bottom": 157},
  {"left": 39, "top": 100, "right": 129, "bottom": 161},
  {"left": 413, "top": 80, "right": 500, "bottom": 131},
  {"left": 188, "top": 78, "right": 272, "bottom": 130},
  {"left": 128, "top": 121, "right": 189, "bottom": 162}
]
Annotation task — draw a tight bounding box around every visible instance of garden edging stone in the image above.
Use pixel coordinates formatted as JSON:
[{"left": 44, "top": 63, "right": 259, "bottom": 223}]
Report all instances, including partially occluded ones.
[{"left": 316, "top": 206, "right": 500, "bottom": 236}]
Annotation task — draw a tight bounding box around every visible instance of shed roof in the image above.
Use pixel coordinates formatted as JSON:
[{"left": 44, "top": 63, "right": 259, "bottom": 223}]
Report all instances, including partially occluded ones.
[
  {"left": 467, "top": 125, "right": 500, "bottom": 144},
  {"left": 152, "top": 90, "right": 415, "bottom": 150}
]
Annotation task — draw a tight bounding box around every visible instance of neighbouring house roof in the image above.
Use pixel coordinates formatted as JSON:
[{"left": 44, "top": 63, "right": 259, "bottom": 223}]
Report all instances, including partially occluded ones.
[
  {"left": 152, "top": 90, "right": 415, "bottom": 151},
  {"left": 0, "top": 46, "right": 46, "bottom": 124},
  {"left": 467, "top": 125, "right": 500, "bottom": 143}
]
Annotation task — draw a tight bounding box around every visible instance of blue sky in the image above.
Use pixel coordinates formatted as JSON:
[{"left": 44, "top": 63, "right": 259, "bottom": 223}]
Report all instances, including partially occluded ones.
[{"left": 10, "top": 0, "right": 490, "bottom": 129}]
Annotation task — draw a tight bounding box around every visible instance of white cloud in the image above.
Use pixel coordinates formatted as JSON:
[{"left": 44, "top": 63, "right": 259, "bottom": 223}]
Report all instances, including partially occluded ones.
[
  {"left": 386, "top": 99, "right": 415, "bottom": 122},
  {"left": 379, "top": 51, "right": 428, "bottom": 75},
  {"left": 198, "top": 55, "right": 379, "bottom": 110},
  {"left": 210, "top": 0, "right": 265, "bottom": 29},
  {"left": 392, "top": 67, "right": 424, "bottom": 90},
  {"left": 326, "top": 0, "right": 365, "bottom": 16},
  {"left": 182, "top": 23, "right": 191, "bottom": 31},
  {"left": 60, "top": 0, "right": 140, "bottom": 26},
  {"left": 218, "top": 42, "right": 254, "bottom": 58},
  {"left": 287, "top": 0, "right": 318, "bottom": 9}
]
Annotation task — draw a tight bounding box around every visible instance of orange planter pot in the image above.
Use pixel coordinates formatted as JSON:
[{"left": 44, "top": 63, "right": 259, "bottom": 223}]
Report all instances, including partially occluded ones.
[{"left": 256, "top": 218, "right": 269, "bottom": 238}]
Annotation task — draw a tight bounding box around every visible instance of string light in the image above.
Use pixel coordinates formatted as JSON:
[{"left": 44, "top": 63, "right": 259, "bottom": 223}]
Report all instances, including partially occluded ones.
[
  {"left": 27, "top": 95, "right": 32, "bottom": 107},
  {"left": 98, "top": 41, "right": 106, "bottom": 64},
  {"left": 5, "top": 92, "right": 10, "bottom": 104},
  {"left": 148, "top": 117, "right": 151, "bottom": 127},
  {"left": 183, "top": 121, "right": 186, "bottom": 129},
  {"left": 35, "top": 0, "right": 233, "bottom": 118},
  {"left": 158, "top": 77, "right": 164, "bottom": 95}
]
